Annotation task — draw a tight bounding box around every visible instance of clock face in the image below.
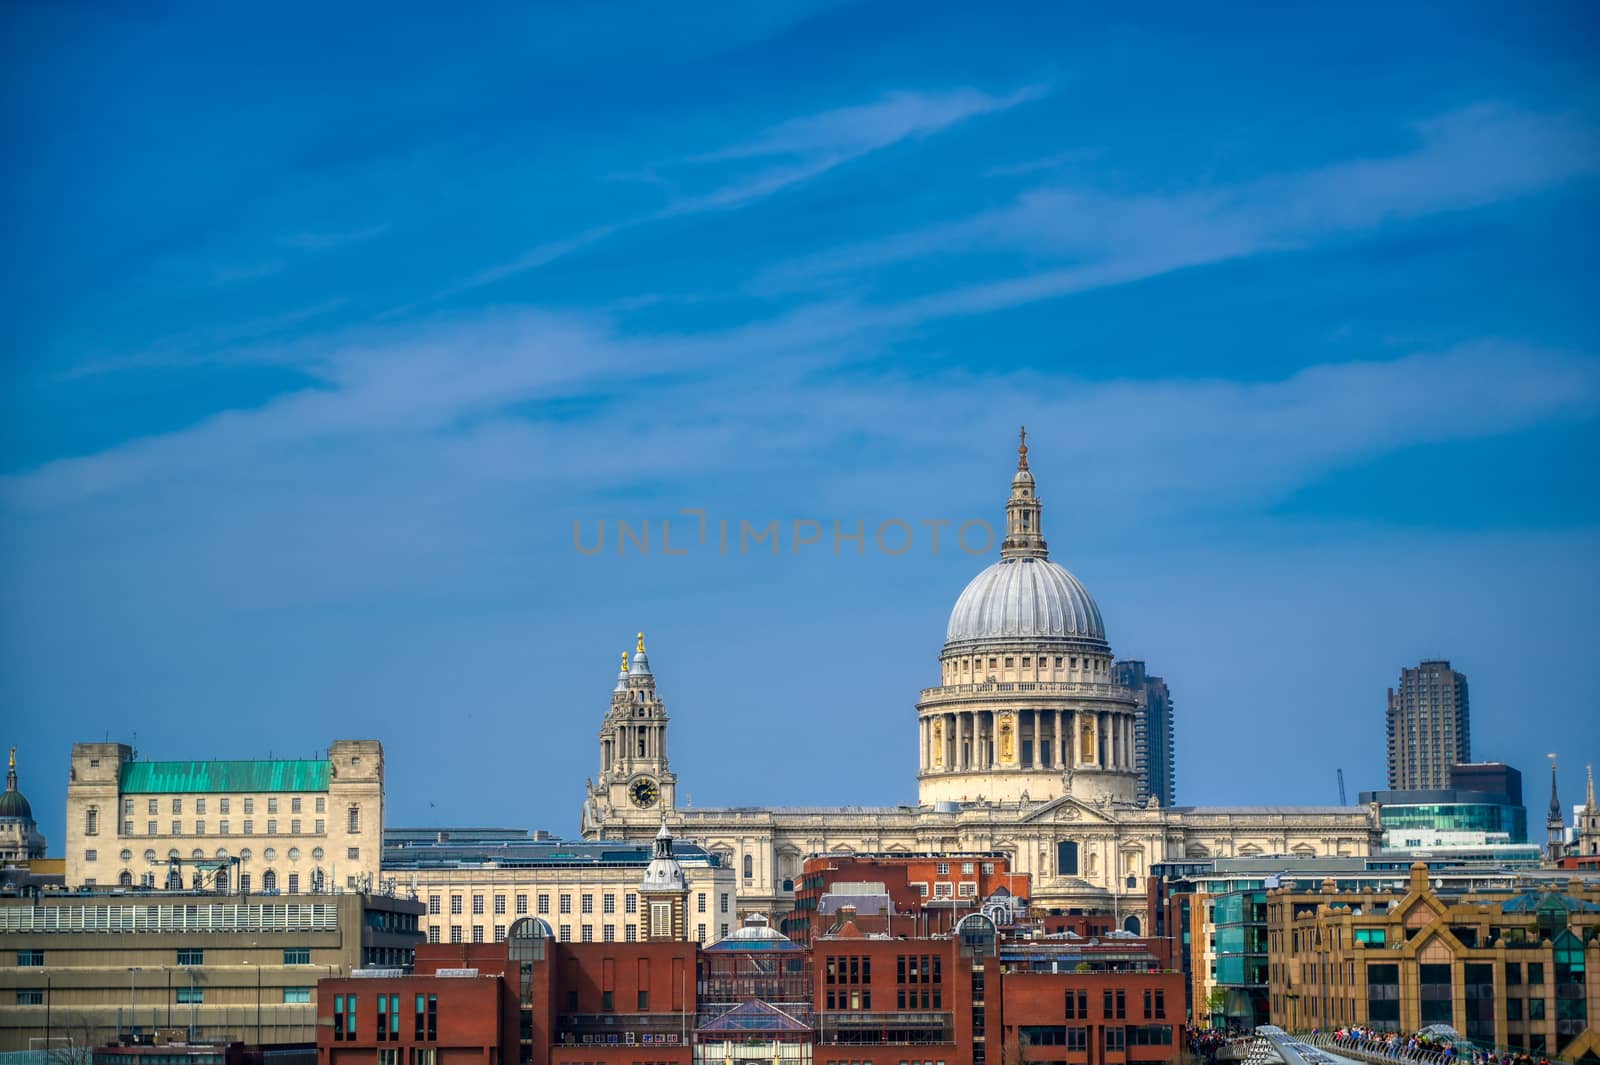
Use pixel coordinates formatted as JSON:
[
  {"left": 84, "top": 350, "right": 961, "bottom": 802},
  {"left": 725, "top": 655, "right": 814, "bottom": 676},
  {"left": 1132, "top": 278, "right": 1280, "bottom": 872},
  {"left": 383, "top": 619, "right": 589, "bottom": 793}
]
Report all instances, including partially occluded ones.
[{"left": 629, "top": 778, "right": 659, "bottom": 809}]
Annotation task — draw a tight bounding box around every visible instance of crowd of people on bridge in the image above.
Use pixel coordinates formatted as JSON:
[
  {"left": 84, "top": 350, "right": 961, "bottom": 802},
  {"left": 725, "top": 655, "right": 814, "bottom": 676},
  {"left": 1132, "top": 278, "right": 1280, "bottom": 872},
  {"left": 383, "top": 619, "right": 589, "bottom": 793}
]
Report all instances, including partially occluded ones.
[
  {"left": 1187, "top": 1025, "right": 1250, "bottom": 1063},
  {"left": 1324, "top": 1026, "right": 1550, "bottom": 1065}
]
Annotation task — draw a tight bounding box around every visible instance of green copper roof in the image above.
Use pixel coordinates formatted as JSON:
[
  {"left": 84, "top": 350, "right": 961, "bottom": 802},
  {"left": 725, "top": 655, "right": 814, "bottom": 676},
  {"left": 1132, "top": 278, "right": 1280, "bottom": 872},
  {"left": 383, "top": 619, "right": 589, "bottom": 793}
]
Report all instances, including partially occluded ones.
[{"left": 120, "top": 760, "right": 329, "bottom": 794}]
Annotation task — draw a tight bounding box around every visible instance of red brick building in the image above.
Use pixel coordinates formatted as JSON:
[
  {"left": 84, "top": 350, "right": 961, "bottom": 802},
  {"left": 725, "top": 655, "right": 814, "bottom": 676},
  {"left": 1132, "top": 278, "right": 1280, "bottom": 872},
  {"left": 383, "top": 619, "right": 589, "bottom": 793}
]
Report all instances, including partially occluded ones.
[
  {"left": 785, "top": 853, "right": 1032, "bottom": 944},
  {"left": 318, "top": 910, "right": 1181, "bottom": 1065}
]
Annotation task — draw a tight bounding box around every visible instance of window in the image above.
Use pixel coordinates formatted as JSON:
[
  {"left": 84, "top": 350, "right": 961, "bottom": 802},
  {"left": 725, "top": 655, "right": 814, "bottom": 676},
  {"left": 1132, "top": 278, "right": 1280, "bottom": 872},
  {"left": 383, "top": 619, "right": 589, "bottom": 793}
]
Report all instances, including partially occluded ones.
[
  {"left": 494, "top": 894, "right": 506, "bottom": 915},
  {"left": 428, "top": 894, "right": 441, "bottom": 914},
  {"left": 267, "top": 819, "right": 277, "bottom": 835},
  {"left": 472, "top": 894, "right": 485, "bottom": 915},
  {"left": 698, "top": 893, "right": 707, "bottom": 913},
  {"left": 244, "top": 798, "right": 254, "bottom": 814},
  {"left": 605, "top": 893, "right": 617, "bottom": 914},
  {"left": 581, "top": 925, "right": 593, "bottom": 942},
  {"left": 315, "top": 819, "right": 325, "bottom": 833},
  {"left": 559, "top": 894, "right": 572, "bottom": 914},
  {"left": 1057, "top": 840, "right": 1079, "bottom": 875},
  {"left": 316, "top": 796, "right": 325, "bottom": 813},
  {"left": 449, "top": 925, "right": 462, "bottom": 943},
  {"left": 603, "top": 924, "right": 615, "bottom": 942},
  {"left": 84, "top": 849, "right": 98, "bottom": 862},
  {"left": 147, "top": 821, "right": 156, "bottom": 836},
  {"left": 962, "top": 862, "right": 974, "bottom": 874},
  {"left": 267, "top": 798, "right": 278, "bottom": 814},
  {"left": 627, "top": 894, "right": 638, "bottom": 914},
  {"left": 196, "top": 820, "right": 205, "bottom": 835},
  {"left": 516, "top": 893, "right": 528, "bottom": 914},
  {"left": 16, "top": 990, "right": 44, "bottom": 1005},
  {"left": 743, "top": 854, "right": 753, "bottom": 879},
  {"left": 85, "top": 808, "right": 98, "bottom": 836},
  {"left": 17, "top": 950, "right": 44, "bottom": 967},
  {"left": 148, "top": 799, "right": 158, "bottom": 814},
  {"left": 558, "top": 925, "right": 571, "bottom": 942},
  {"left": 284, "top": 947, "right": 311, "bottom": 965},
  {"left": 244, "top": 819, "right": 254, "bottom": 835},
  {"left": 283, "top": 986, "right": 311, "bottom": 1004},
  {"left": 219, "top": 798, "right": 229, "bottom": 814},
  {"left": 177, "top": 949, "right": 204, "bottom": 965},
  {"left": 494, "top": 924, "right": 506, "bottom": 942},
  {"left": 538, "top": 893, "right": 551, "bottom": 915},
  {"left": 175, "top": 987, "right": 204, "bottom": 1005},
  {"left": 291, "top": 819, "right": 300, "bottom": 834},
  {"left": 173, "top": 798, "right": 183, "bottom": 814},
  {"left": 347, "top": 847, "right": 359, "bottom": 860},
  {"left": 427, "top": 927, "right": 439, "bottom": 943},
  {"left": 936, "top": 862, "right": 950, "bottom": 875},
  {"left": 450, "top": 895, "right": 463, "bottom": 915},
  {"left": 348, "top": 806, "right": 361, "bottom": 833},
  {"left": 291, "top": 796, "right": 302, "bottom": 813},
  {"left": 720, "top": 893, "right": 729, "bottom": 912},
  {"left": 625, "top": 924, "right": 637, "bottom": 942},
  {"left": 472, "top": 925, "right": 484, "bottom": 943},
  {"left": 219, "top": 820, "right": 230, "bottom": 835},
  {"left": 581, "top": 894, "right": 593, "bottom": 914},
  {"left": 414, "top": 993, "right": 437, "bottom": 1041}
]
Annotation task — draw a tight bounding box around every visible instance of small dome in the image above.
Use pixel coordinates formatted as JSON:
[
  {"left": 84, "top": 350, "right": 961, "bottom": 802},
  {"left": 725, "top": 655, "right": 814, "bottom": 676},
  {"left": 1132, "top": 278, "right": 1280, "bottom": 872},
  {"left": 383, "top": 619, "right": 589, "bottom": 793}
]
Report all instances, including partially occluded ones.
[
  {"left": 946, "top": 557, "right": 1106, "bottom": 649},
  {"left": 0, "top": 753, "right": 32, "bottom": 821},
  {"left": 0, "top": 788, "right": 31, "bottom": 821}
]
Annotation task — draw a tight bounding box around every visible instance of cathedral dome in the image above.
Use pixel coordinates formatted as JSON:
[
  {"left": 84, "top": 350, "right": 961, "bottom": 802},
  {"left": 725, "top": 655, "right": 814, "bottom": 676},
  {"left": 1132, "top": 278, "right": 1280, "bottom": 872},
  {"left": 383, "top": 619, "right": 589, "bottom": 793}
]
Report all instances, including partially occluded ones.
[{"left": 946, "top": 556, "right": 1106, "bottom": 648}]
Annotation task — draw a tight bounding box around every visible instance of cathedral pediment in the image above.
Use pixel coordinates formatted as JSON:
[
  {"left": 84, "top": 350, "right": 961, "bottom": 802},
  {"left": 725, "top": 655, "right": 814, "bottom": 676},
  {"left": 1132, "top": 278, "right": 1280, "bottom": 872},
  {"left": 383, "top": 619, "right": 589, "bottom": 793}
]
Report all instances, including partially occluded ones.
[{"left": 1017, "top": 795, "right": 1123, "bottom": 826}]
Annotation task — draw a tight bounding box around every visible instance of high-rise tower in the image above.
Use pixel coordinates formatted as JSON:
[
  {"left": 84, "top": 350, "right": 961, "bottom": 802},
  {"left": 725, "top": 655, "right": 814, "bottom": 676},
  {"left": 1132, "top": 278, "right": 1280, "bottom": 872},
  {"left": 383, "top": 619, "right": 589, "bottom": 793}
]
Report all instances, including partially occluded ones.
[
  {"left": 1114, "top": 661, "right": 1175, "bottom": 807},
  {"left": 1385, "top": 660, "right": 1470, "bottom": 789}
]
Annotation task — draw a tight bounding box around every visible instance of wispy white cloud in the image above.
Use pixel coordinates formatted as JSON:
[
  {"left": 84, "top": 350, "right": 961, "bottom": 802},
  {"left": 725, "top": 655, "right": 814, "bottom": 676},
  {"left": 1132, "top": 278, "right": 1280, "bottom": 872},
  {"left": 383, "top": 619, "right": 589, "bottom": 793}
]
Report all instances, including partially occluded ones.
[
  {"left": 440, "top": 84, "right": 1048, "bottom": 299},
  {"left": 761, "top": 103, "right": 1598, "bottom": 307},
  {"left": 5, "top": 284, "right": 1593, "bottom": 524}
]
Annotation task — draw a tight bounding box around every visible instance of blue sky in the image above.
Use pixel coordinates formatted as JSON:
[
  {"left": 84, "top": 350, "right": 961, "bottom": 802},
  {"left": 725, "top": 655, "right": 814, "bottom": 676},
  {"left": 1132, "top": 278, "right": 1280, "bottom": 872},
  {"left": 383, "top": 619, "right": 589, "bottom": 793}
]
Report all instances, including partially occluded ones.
[{"left": 3, "top": 2, "right": 1598, "bottom": 846}]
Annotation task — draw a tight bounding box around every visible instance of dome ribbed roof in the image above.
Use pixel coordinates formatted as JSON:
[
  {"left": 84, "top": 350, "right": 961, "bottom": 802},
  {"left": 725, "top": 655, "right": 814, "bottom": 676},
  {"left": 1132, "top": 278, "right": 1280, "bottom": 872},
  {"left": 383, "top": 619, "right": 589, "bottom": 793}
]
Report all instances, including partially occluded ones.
[
  {"left": 0, "top": 786, "right": 31, "bottom": 821},
  {"left": 945, "top": 556, "right": 1106, "bottom": 648}
]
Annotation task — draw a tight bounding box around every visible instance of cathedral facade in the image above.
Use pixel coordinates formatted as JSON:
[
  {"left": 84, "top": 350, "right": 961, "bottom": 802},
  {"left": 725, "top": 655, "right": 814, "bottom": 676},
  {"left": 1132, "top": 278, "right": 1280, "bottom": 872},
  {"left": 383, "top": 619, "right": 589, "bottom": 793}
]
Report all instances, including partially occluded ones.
[{"left": 581, "top": 435, "right": 1378, "bottom": 930}]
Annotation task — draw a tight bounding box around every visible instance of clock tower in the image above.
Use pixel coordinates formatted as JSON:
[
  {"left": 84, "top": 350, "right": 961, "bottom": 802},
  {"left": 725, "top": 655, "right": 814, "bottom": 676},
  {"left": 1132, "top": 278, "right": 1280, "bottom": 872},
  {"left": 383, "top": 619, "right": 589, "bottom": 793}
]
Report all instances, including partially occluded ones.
[{"left": 589, "top": 633, "right": 678, "bottom": 828}]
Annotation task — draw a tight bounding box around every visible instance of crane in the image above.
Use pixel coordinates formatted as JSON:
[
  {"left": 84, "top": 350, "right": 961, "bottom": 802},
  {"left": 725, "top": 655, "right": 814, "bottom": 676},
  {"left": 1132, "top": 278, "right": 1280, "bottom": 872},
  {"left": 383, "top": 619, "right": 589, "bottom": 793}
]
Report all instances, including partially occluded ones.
[{"left": 1337, "top": 768, "right": 1347, "bottom": 805}]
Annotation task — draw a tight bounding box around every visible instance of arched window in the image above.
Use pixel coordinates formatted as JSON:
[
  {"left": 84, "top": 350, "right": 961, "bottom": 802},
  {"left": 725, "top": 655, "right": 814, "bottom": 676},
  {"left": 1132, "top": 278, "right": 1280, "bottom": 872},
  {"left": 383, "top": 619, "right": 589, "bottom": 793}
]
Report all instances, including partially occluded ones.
[
  {"left": 214, "top": 868, "right": 229, "bottom": 894},
  {"left": 84, "top": 807, "right": 99, "bottom": 836},
  {"left": 1056, "top": 841, "right": 1079, "bottom": 876},
  {"left": 262, "top": 869, "right": 278, "bottom": 893},
  {"left": 166, "top": 868, "right": 182, "bottom": 891},
  {"left": 1123, "top": 915, "right": 1141, "bottom": 935},
  {"left": 508, "top": 918, "right": 549, "bottom": 963},
  {"left": 119, "top": 870, "right": 133, "bottom": 887},
  {"left": 347, "top": 806, "right": 361, "bottom": 834},
  {"left": 742, "top": 854, "right": 753, "bottom": 880}
]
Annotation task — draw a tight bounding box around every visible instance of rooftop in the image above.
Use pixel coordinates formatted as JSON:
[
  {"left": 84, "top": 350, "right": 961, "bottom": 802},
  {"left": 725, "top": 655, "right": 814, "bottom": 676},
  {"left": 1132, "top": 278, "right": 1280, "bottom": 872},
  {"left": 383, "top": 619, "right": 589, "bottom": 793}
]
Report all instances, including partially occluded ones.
[{"left": 120, "top": 759, "right": 329, "bottom": 794}]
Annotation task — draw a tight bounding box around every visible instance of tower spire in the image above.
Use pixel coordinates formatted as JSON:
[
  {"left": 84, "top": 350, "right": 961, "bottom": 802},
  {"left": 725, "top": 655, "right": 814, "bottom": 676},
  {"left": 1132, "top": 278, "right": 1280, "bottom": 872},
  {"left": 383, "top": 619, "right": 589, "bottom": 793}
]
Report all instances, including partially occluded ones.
[
  {"left": 1547, "top": 753, "right": 1566, "bottom": 863},
  {"left": 1000, "top": 429, "right": 1048, "bottom": 559},
  {"left": 1586, "top": 763, "right": 1597, "bottom": 813},
  {"left": 4, "top": 747, "right": 15, "bottom": 795}
]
